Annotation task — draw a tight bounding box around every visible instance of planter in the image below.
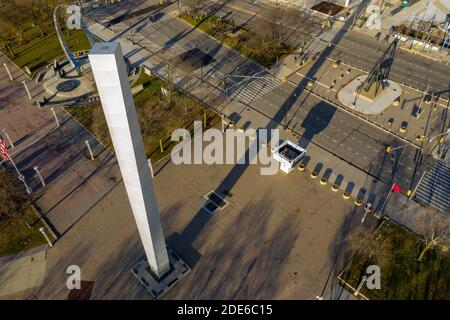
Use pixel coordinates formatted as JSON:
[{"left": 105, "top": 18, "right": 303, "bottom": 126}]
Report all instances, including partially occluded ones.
[
  {"left": 320, "top": 177, "right": 328, "bottom": 185},
  {"left": 354, "top": 199, "right": 363, "bottom": 206},
  {"left": 311, "top": 171, "right": 319, "bottom": 179},
  {"left": 298, "top": 163, "right": 306, "bottom": 171},
  {"left": 228, "top": 121, "right": 235, "bottom": 128},
  {"left": 332, "top": 184, "right": 339, "bottom": 192},
  {"left": 392, "top": 100, "right": 399, "bottom": 106},
  {"left": 399, "top": 126, "right": 407, "bottom": 133},
  {"left": 343, "top": 192, "right": 351, "bottom": 200}
]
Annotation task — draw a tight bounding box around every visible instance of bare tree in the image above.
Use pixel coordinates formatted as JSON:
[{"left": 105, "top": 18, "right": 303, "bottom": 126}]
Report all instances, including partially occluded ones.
[
  {"left": 346, "top": 225, "right": 393, "bottom": 265},
  {"left": 415, "top": 210, "right": 450, "bottom": 262}
]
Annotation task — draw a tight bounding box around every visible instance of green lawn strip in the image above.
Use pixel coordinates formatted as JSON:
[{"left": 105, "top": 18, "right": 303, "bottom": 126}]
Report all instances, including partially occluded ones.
[
  {"left": 181, "top": 14, "right": 294, "bottom": 68},
  {"left": 65, "top": 70, "right": 221, "bottom": 163},
  {"left": 2, "top": 22, "right": 91, "bottom": 73},
  {"left": 0, "top": 206, "right": 54, "bottom": 258},
  {"left": 0, "top": 167, "right": 54, "bottom": 257},
  {"left": 340, "top": 220, "right": 450, "bottom": 299}
]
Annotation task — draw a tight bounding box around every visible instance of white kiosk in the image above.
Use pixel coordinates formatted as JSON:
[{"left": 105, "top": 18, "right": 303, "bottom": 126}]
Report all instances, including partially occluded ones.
[{"left": 272, "top": 140, "right": 306, "bottom": 174}]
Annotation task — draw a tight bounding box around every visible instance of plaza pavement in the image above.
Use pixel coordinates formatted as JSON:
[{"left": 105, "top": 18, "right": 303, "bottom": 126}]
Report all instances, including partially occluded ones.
[
  {"left": 0, "top": 1, "right": 431, "bottom": 299},
  {"left": 25, "top": 147, "right": 365, "bottom": 299},
  {"left": 0, "top": 54, "right": 121, "bottom": 298},
  {"left": 1, "top": 42, "right": 365, "bottom": 300}
]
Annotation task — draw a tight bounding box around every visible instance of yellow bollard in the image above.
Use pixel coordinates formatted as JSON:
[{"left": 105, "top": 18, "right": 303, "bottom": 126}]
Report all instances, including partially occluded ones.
[{"left": 159, "top": 138, "right": 164, "bottom": 152}]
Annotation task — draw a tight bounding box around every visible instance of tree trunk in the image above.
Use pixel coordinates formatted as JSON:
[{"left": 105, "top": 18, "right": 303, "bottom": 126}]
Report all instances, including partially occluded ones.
[{"left": 418, "top": 243, "right": 433, "bottom": 261}]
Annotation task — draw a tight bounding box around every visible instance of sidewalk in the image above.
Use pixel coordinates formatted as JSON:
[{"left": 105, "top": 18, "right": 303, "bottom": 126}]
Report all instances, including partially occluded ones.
[
  {"left": 0, "top": 54, "right": 121, "bottom": 236},
  {"left": 0, "top": 245, "right": 48, "bottom": 299}
]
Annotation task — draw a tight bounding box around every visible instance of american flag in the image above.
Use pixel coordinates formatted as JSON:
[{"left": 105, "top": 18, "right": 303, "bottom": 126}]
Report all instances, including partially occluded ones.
[{"left": 0, "top": 135, "right": 10, "bottom": 161}]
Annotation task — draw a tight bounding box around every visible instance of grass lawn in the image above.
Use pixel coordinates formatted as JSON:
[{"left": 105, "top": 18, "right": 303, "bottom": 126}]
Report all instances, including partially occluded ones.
[
  {"left": 0, "top": 167, "right": 54, "bottom": 257},
  {"left": 182, "top": 14, "right": 294, "bottom": 68},
  {"left": 66, "top": 69, "right": 221, "bottom": 163},
  {"left": 339, "top": 220, "right": 450, "bottom": 299},
  {"left": 2, "top": 23, "right": 91, "bottom": 73},
  {"left": 0, "top": 206, "right": 54, "bottom": 258}
]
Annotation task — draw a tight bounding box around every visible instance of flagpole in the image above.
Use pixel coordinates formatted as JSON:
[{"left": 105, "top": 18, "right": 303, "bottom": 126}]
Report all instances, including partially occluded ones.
[
  {"left": 8, "top": 154, "right": 32, "bottom": 195},
  {"left": 378, "top": 183, "right": 395, "bottom": 217}
]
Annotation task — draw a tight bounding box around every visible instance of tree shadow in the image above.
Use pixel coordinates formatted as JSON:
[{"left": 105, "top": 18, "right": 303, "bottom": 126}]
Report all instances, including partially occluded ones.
[
  {"left": 166, "top": 196, "right": 300, "bottom": 299},
  {"left": 298, "top": 101, "right": 336, "bottom": 149}
]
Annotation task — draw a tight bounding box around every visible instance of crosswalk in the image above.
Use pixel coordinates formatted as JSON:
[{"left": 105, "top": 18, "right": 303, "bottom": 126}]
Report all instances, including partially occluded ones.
[
  {"left": 303, "top": 37, "right": 330, "bottom": 58},
  {"left": 232, "top": 73, "right": 283, "bottom": 104},
  {"left": 413, "top": 161, "right": 450, "bottom": 213}
]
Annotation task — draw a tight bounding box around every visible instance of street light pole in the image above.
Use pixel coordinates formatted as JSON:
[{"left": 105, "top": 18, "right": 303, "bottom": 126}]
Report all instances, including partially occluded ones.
[{"left": 361, "top": 203, "right": 372, "bottom": 223}]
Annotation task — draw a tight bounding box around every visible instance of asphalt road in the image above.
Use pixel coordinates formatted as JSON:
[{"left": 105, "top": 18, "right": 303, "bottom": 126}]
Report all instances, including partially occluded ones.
[
  {"left": 208, "top": 0, "right": 450, "bottom": 99},
  {"left": 84, "top": 0, "right": 430, "bottom": 190}
]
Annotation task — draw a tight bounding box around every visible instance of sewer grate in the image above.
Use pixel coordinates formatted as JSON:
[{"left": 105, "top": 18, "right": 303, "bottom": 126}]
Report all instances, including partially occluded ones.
[{"left": 202, "top": 191, "right": 230, "bottom": 214}]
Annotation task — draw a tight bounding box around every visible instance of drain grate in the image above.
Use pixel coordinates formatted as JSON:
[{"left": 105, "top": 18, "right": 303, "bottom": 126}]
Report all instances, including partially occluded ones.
[{"left": 202, "top": 191, "right": 229, "bottom": 214}]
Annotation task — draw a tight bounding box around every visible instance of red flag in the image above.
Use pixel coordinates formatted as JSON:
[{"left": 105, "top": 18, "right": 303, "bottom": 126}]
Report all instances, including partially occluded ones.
[
  {"left": 392, "top": 183, "right": 402, "bottom": 193},
  {"left": 0, "top": 135, "right": 10, "bottom": 161}
]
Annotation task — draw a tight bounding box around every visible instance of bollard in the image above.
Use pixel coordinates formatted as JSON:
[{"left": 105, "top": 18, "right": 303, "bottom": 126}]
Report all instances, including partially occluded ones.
[
  {"left": 85, "top": 140, "right": 95, "bottom": 160},
  {"left": 22, "top": 80, "right": 32, "bottom": 99},
  {"left": 51, "top": 107, "right": 60, "bottom": 127},
  {"left": 39, "top": 227, "right": 53, "bottom": 247},
  {"left": 3, "top": 63, "right": 13, "bottom": 81},
  {"left": 148, "top": 158, "right": 154, "bottom": 178}
]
